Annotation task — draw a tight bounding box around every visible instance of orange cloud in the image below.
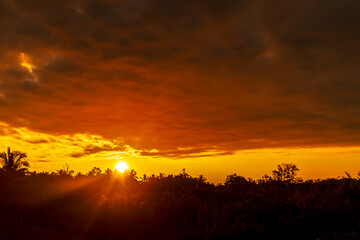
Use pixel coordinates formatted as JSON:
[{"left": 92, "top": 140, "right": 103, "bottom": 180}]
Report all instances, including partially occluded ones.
[{"left": 0, "top": 0, "right": 359, "bottom": 161}]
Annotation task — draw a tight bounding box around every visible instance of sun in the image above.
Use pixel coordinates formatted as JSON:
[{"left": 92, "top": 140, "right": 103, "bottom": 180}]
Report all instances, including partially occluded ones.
[{"left": 115, "top": 161, "right": 129, "bottom": 173}]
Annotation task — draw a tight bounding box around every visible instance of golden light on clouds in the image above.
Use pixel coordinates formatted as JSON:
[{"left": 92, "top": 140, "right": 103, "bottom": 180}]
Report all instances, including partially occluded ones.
[
  {"left": 0, "top": 121, "right": 136, "bottom": 173},
  {"left": 20, "top": 52, "right": 36, "bottom": 73}
]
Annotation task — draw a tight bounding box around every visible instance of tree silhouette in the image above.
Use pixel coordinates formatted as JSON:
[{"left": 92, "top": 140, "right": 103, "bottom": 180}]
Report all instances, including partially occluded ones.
[
  {"left": 56, "top": 163, "right": 74, "bottom": 176},
  {"left": 197, "top": 174, "right": 207, "bottom": 183},
  {"left": 88, "top": 167, "right": 102, "bottom": 176},
  {"left": 180, "top": 168, "right": 189, "bottom": 178},
  {"left": 272, "top": 163, "right": 299, "bottom": 183},
  {"left": 0, "top": 147, "right": 30, "bottom": 173},
  {"left": 125, "top": 169, "right": 138, "bottom": 181},
  {"left": 105, "top": 168, "right": 113, "bottom": 177},
  {"left": 261, "top": 173, "right": 272, "bottom": 182},
  {"left": 225, "top": 173, "right": 247, "bottom": 185},
  {"left": 140, "top": 174, "right": 149, "bottom": 182}
]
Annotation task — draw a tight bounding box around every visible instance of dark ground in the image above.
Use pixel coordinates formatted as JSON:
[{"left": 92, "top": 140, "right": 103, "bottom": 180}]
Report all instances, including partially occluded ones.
[{"left": 0, "top": 171, "right": 360, "bottom": 239}]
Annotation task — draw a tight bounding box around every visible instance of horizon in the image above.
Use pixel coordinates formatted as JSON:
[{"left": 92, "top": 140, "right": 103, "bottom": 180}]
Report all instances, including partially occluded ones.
[{"left": 2, "top": 145, "right": 360, "bottom": 183}]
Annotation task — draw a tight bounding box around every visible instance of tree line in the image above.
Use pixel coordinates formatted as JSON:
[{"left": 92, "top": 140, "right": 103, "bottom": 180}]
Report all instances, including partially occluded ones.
[{"left": 1, "top": 147, "right": 360, "bottom": 239}]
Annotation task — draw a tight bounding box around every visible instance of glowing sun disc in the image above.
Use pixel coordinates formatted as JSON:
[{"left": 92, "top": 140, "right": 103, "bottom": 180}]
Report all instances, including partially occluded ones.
[{"left": 115, "top": 161, "right": 128, "bottom": 173}]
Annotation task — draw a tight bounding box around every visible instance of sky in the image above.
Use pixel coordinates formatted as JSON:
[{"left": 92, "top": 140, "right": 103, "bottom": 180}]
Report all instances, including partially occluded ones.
[{"left": 1, "top": 0, "right": 360, "bottom": 182}]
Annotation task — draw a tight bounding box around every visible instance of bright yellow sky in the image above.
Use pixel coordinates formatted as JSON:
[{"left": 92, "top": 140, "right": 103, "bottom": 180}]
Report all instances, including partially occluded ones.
[{"left": 1, "top": 121, "right": 359, "bottom": 183}]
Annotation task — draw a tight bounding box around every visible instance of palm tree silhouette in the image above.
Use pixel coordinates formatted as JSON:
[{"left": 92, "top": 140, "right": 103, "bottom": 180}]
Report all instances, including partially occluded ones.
[{"left": 0, "top": 147, "right": 30, "bottom": 173}]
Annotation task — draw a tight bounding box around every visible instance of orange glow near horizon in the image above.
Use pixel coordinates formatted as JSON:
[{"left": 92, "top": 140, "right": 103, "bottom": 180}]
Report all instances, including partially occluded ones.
[{"left": 0, "top": 122, "right": 360, "bottom": 183}]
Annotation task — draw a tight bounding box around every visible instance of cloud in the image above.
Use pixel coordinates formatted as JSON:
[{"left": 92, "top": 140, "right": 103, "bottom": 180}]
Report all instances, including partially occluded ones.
[
  {"left": 0, "top": 122, "right": 133, "bottom": 163},
  {"left": 0, "top": 0, "right": 360, "bottom": 158},
  {"left": 70, "top": 144, "right": 128, "bottom": 158}
]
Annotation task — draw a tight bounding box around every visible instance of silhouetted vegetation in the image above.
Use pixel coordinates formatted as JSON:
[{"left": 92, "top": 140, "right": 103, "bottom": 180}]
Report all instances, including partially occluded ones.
[
  {"left": 0, "top": 147, "right": 30, "bottom": 174},
  {"left": 1, "top": 154, "right": 360, "bottom": 239}
]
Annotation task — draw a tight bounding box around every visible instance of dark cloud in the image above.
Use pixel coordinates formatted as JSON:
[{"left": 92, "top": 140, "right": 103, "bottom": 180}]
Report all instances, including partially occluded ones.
[
  {"left": 70, "top": 144, "right": 127, "bottom": 158},
  {"left": 37, "top": 159, "right": 50, "bottom": 163},
  {"left": 25, "top": 139, "right": 50, "bottom": 144},
  {"left": 0, "top": 0, "right": 360, "bottom": 157}
]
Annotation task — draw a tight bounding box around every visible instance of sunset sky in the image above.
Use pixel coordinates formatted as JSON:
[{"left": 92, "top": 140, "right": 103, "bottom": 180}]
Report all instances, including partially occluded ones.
[{"left": 1, "top": 0, "right": 360, "bottom": 182}]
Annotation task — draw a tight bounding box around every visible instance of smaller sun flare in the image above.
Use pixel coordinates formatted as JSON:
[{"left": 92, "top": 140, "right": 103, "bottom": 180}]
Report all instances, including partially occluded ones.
[{"left": 115, "top": 161, "right": 129, "bottom": 173}]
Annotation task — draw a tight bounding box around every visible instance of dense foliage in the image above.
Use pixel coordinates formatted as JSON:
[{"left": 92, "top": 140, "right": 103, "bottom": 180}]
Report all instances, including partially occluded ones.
[{"left": 0, "top": 164, "right": 360, "bottom": 239}]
